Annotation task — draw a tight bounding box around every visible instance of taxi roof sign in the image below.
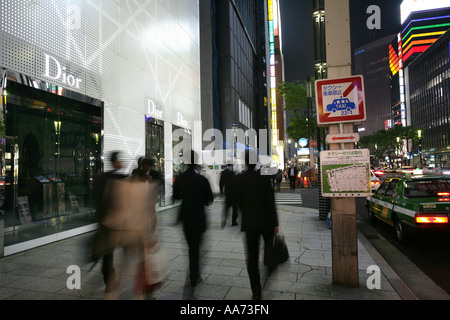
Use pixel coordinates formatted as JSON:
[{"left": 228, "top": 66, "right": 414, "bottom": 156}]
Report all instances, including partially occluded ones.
[{"left": 315, "top": 75, "right": 366, "bottom": 126}]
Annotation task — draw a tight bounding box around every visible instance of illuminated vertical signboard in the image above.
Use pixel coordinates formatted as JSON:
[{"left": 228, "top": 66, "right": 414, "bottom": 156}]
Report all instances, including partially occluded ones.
[
  {"left": 389, "top": 33, "right": 406, "bottom": 127},
  {"left": 268, "top": 0, "right": 278, "bottom": 147}
]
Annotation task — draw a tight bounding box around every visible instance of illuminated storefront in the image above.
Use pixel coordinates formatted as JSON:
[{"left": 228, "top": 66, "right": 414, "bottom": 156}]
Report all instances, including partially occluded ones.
[{"left": 0, "top": 0, "right": 200, "bottom": 256}]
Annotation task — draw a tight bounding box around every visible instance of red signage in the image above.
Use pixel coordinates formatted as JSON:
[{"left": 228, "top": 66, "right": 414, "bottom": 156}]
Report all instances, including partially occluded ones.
[{"left": 315, "top": 75, "right": 366, "bottom": 126}]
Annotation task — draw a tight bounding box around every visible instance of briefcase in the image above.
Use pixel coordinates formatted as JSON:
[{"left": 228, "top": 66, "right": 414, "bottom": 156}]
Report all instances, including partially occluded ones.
[{"left": 273, "top": 233, "right": 289, "bottom": 265}]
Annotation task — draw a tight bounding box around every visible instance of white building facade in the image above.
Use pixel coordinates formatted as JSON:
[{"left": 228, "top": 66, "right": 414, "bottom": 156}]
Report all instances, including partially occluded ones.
[{"left": 0, "top": 0, "right": 201, "bottom": 256}]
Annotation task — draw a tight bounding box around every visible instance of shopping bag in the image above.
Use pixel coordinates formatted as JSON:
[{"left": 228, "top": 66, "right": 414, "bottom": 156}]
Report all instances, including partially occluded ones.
[{"left": 134, "top": 249, "right": 170, "bottom": 295}]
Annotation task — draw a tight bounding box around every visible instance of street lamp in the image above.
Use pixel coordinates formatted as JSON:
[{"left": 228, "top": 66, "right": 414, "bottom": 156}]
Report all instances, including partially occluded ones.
[{"left": 397, "top": 137, "right": 400, "bottom": 168}]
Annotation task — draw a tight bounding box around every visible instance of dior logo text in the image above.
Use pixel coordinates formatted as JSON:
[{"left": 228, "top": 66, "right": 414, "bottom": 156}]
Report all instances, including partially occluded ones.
[{"left": 44, "top": 54, "right": 82, "bottom": 89}]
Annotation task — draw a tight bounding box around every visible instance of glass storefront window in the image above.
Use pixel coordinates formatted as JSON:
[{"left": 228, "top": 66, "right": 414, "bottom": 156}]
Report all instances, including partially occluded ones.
[
  {"left": 3, "top": 81, "right": 102, "bottom": 237},
  {"left": 145, "top": 117, "right": 172, "bottom": 206}
]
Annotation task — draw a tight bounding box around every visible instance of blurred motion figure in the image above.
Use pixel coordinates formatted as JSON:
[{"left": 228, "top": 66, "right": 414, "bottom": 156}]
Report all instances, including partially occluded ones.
[
  {"left": 92, "top": 151, "right": 126, "bottom": 295},
  {"left": 173, "top": 151, "right": 214, "bottom": 288},
  {"left": 231, "top": 150, "right": 279, "bottom": 300},
  {"left": 219, "top": 164, "right": 238, "bottom": 227}
]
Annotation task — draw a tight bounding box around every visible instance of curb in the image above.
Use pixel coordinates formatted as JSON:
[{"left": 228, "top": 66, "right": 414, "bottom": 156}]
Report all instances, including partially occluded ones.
[{"left": 357, "top": 229, "right": 418, "bottom": 300}]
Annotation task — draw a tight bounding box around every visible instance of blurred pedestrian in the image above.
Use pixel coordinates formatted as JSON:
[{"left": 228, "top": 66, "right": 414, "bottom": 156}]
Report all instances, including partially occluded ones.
[
  {"left": 274, "top": 169, "right": 283, "bottom": 192},
  {"left": 219, "top": 164, "right": 238, "bottom": 227},
  {"left": 231, "top": 150, "right": 279, "bottom": 300},
  {"left": 173, "top": 151, "right": 214, "bottom": 288},
  {"left": 102, "top": 157, "right": 160, "bottom": 299},
  {"left": 131, "top": 156, "right": 145, "bottom": 176},
  {"left": 92, "top": 151, "right": 126, "bottom": 296}
]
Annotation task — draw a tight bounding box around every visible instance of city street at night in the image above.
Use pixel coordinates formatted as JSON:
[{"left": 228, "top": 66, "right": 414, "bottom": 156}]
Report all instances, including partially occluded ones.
[{"left": 1, "top": 0, "right": 450, "bottom": 310}]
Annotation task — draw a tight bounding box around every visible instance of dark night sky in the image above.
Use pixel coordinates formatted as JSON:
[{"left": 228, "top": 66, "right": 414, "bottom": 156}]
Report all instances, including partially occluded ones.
[{"left": 279, "top": 0, "right": 403, "bottom": 82}]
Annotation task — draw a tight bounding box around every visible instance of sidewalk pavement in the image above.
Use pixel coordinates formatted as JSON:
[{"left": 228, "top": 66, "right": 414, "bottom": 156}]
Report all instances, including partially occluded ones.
[{"left": 1, "top": 192, "right": 424, "bottom": 302}]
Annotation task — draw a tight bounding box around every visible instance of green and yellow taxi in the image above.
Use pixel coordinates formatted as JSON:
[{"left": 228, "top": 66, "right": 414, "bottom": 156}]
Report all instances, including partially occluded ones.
[{"left": 366, "top": 176, "right": 450, "bottom": 243}]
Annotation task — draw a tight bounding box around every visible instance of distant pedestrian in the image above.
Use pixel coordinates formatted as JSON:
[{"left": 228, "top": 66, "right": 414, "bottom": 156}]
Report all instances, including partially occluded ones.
[
  {"left": 288, "top": 164, "right": 298, "bottom": 190},
  {"left": 173, "top": 151, "right": 214, "bottom": 288},
  {"left": 231, "top": 150, "right": 279, "bottom": 300},
  {"left": 273, "top": 169, "right": 283, "bottom": 192},
  {"left": 219, "top": 164, "right": 238, "bottom": 227}
]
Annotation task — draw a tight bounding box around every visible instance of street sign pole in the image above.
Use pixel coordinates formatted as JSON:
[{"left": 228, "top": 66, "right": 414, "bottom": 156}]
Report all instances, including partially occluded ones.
[{"left": 324, "top": 0, "right": 359, "bottom": 287}]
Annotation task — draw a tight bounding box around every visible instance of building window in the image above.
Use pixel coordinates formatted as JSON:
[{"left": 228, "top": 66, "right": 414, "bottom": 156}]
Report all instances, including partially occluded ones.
[{"left": 239, "top": 98, "right": 252, "bottom": 129}]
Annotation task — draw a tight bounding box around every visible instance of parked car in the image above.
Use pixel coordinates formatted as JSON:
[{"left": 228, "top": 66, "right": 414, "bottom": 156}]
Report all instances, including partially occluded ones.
[
  {"left": 372, "top": 169, "right": 385, "bottom": 177},
  {"left": 396, "top": 166, "right": 423, "bottom": 176},
  {"left": 370, "top": 170, "right": 381, "bottom": 193},
  {"left": 366, "top": 176, "right": 450, "bottom": 243},
  {"left": 396, "top": 166, "right": 414, "bottom": 174},
  {"left": 436, "top": 167, "right": 450, "bottom": 176},
  {"left": 422, "top": 166, "right": 438, "bottom": 175}
]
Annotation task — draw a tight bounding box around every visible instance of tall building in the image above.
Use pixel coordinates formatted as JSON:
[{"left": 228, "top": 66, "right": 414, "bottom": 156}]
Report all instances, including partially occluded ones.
[
  {"left": 353, "top": 35, "right": 395, "bottom": 137},
  {"left": 200, "top": 0, "right": 282, "bottom": 170},
  {"left": 0, "top": 0, "right": 201, "bottom": 256},
  {"left": 389, "top": 1, "right": 450, "bottom": 127},
  {"left": 387, "top": 0, "right": 450, "bottom": 165},
  {"left": 407, "top": 30, "right": 450, "bottom": 167},
  {"left": 201, "top": 0, "right": 267, "bottom": 134}
]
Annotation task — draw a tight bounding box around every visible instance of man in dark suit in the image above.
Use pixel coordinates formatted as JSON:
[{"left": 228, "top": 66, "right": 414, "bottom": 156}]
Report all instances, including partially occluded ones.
[
  {"left": 288, "top": 164, "right": 299, "bottom": 190},
  {"left": 219, "top": 164, "right": 238, "bottom": 227},
  {"left": 173, "top": 151, "right": 214, "bottom": 287},
  {"left": 92, "top": 151, "right": 126, "bottom": 296},
  {"left": 231, "top": 150, "right": 279, "bottom": 300}
]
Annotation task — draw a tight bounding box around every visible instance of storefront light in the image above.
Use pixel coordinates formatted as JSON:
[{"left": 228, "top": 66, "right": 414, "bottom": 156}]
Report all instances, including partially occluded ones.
[{"left": 54, "top": 121, "right": 61, "bottom": 134}]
